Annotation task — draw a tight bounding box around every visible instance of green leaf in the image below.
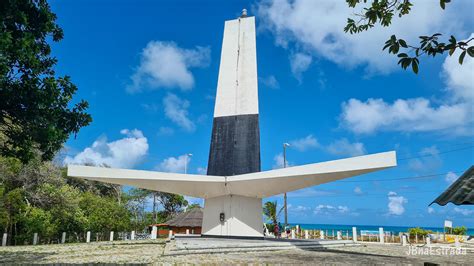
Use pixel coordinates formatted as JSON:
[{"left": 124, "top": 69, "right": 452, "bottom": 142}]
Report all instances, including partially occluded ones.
[
  {"left": 412, "top": 59, "right": 419, "bottom": 74},
  {"left": 467, "top": 47, "right": 474, "bottom": 57},
  {"left": 398, "top": 53, "right": 408, "bottom": 58},
  {"left": 399, "top": 39, "right": 408, "bottom": 48},
  {"left": 459, "top": 51, "right": 466, "bottom": 65}
]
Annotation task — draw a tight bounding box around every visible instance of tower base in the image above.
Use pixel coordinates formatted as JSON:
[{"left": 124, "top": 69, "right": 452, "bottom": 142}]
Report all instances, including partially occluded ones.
[{"left": 201, "top": 195, "right": 263, "bottom": 238}]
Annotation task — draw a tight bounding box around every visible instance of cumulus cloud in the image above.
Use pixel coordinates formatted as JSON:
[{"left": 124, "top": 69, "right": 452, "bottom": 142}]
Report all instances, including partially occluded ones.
[
  {"left": 156, "top": 154, "right": 190, "bottom": 173},
  {"left": 163, "top": 93, "right": 196, "bottom": 132},
  {"left": 408, "top": 146, "right": 442, "bottom": 173},
  {"left": 272, "top": 153, "right": 290, "bottom": 169},
  {"left": 442, "top": 33, "right": 474, "bottom": 103},
  {"left": 127, "top": 41, "right": 210, "bottom": 92},
  {"left": 290, "top": 52, "right": 312, "bottom": 81},
  {"left": 453, "top": 207, "right": 474, "bottom": 216},
  {"left": 340, "top": 98, "right": 471, "bottom": 135},
  {"left": 289, "top": 134, "right": 320, "bottom": 151},
  {"left": 326, "top": 138, "right": 366, "bottom": 157},
  {"left": 354, "top": 186, "right": 363, "bottom": 195},
  {"left": 157, "top": 126, "right": 174, "bottom": 136},
  {"left": 445, "top": 171, "right": 459, "bottom": 184},
  {"left": 289, "top": 204, "right": 311, "bottom": 212},
  {"left": 314, "top": 204, "right": 350, "bottom": 214},
  {"left": 196, "top": 167, "right": 207, "bottom": 175},
  {"left": 64, "top": 129, "right": 148, "bottom": 168},
  {"left": 387, "top": 191, "right": 407, "bottom": 215},
  {"left": 257, "top": 0, "right": 471, "bottom": 75},
  {"left": 339, "top": 33, "right": 474, "bottom": 136},
  {"left": 259, "top": 75, "right": 280, "bottom": 89}
]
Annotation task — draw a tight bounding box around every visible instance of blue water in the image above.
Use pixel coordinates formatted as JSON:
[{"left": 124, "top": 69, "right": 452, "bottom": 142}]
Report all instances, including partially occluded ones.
[{"left": 289, "top": 223, "right": 474, "bottom": 235}]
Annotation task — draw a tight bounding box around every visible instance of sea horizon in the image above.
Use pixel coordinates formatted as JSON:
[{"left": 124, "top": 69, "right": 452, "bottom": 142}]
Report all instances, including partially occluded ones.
[{"left": 289, "top": 223, "right": 474, "bottom": 235}]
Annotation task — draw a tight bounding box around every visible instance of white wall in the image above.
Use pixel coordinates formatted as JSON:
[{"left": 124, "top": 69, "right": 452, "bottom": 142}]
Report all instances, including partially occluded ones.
[{"left": 202, "top": 195, "right": 263, "bottom": 237}]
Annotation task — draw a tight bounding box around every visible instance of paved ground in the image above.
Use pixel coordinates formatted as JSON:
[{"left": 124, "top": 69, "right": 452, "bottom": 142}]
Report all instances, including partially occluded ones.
[{"left": 0, "top": 239, "right": 472, "bottom": 265}]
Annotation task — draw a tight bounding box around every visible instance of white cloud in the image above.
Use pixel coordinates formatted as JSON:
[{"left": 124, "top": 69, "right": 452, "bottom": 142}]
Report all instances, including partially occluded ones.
[
  {"left": 340, "top": 98, "right": 471, "bottom": 135},
  {"left": 408, "top": 146, "right": 442, "bottom": 173},
  {"left": 354, "top": 186, "right": 363, "bottom": 195},
  {"left": 428, "top": 207, "right": 435, "bottom": 214},
  {"left": 157, "top": 126, "right": 174, "bottom": 136},
  {"left": 453, "top": 207, "right": 474, "bottom": 216},
  {"left": 64, "top": 129, "right": 148, "bottom": 168},
  {"left": 156, "top": 154, "right": 190, "bottom": 173},
  {"left": 290, "top": 52, "right": 312, "bottom": 81},
  {"left": 163, "top": 93, "right": 196, "bottom": 132},
  {"left": 289, "top": 134, "right": 320, "bottom": 151},
  {"left": 442, "top": 33, "right": 474, "bottom": 103},
  {"left": 272, "top": 152, "right": 292, "bottom": 169},
  {"left": 387, "top": 191, "right": 408, "bottom": 215},
  {"left": 445, "top": 171, "right": 459, "bottom": 184},
  {"left": 326, "top": 138, "right": 366, "bottom": 157},
  {"left": 196, "top": 167, "right": 207, "bottom": 175},
  {"left": 289, "top": 188, "right": 337, "bottom": 198},
  {"left": 127, "top": 41, "right": 210, "bottom": 92},
  {"left": 289, "top": 205, "right": 311, "bottom": 212},
  {"left": 259, "top": 75, "right": 280, "bottom": 89},
  {"left": 339, "top": 34, "right": 474, "bottom": 136},
  {"left": 314, "top": 204, "right": 350, "bottom": 214},
  {"left": 257, "top": 0, "right": 471, "bottom": 75}
]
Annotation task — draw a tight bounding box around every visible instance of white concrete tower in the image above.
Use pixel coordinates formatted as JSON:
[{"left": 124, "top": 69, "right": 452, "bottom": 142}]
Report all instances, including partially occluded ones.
[{"left": 204, "top": 11, "right": 262, "bottom": 238}]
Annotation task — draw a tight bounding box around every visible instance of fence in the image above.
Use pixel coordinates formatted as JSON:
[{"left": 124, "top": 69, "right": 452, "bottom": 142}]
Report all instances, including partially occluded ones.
[
  {"left": 274, "top": 226, "right": 466, "bottom": 246},
  {"left": 0, "top": 227, "right": 169, "bottom": 247}
]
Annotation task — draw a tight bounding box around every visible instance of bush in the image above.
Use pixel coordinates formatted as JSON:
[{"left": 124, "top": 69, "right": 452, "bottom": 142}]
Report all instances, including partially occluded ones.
[
  {"left": 452, "top": 226, "right": 467, "bottom": 235},
  {"left": 408, "top": 227, "right": 432, "bottom": 237}
]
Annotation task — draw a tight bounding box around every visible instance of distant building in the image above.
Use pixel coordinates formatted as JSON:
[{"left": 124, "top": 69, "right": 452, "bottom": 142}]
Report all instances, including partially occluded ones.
[
  {"left": 431, "top": 165, "right": 474, "bottom": 206},
  {"left": 152, "top": 208, "right": 203, "bottom": 235}
]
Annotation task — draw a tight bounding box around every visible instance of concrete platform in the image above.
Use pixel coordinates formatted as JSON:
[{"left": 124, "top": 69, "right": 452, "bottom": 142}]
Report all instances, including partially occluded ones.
[{"left": 165, "top": 236, "right": 359, "bottom": 255}]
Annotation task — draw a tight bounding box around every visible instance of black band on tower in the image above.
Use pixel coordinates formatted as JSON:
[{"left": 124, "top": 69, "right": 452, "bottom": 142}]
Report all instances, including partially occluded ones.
[{"left": 207, "top": 114, "right": 260, "bottom": 176}]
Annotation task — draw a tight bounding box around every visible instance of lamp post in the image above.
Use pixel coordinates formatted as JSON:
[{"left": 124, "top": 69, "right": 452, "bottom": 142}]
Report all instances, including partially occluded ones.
[
  {"left": 283, "top": 143, "right": 290, "bottom": 229},
  {"left": 184, "top": 153, "right": 193, "bottom": 174}
]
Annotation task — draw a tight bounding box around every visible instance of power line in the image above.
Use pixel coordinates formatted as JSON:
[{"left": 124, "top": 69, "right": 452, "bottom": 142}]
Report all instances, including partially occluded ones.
[
  {"left": 398, "top": 145, "right": 474, "bottom": 161},
  {"left": 289, "top": 190, "right": 444, "bottom": 199},
  {"left": 338, "top": 170, "right": 464, "bottom": 183}
]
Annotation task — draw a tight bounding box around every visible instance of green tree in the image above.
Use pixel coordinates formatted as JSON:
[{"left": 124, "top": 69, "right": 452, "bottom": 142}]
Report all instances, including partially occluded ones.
[
  {"left": 344, "top": 0, "right": 474, "bottom": 73},
  {"left": 79, "top": 192, "right": 131, "bottom": 233},
  {"left": 263, "top": 201, "right": 283, "bottom": 230},
  {"left": 156, "top": 192, "right": 188, "bottom": 219},
  {"left": 0, "top": 0, "right": 91, "bottom": 163}
]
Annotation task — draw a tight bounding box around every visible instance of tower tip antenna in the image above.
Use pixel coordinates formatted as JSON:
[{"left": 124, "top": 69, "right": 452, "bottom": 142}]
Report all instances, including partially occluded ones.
[{"left": 241, "top": 9, "right": 248, "bottom": 18}]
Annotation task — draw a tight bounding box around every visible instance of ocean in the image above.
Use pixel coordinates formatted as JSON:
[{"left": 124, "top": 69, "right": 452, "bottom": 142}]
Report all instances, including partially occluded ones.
[{"left": 289, "top": 223, "right": 474, "bottom": 236}]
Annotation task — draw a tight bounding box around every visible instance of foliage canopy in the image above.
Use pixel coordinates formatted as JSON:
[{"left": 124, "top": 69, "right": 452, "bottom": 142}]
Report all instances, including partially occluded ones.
[{"left": 0, "top": 0, "right": 91, "bottom": 163}]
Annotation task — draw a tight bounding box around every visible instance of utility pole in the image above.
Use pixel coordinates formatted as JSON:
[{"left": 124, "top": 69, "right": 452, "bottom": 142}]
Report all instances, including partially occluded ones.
[
  {"left": 283, "top": 143, "right": 290, "bottom": 229},
  {"left": 184, "top": 153, "right": 193, "bottom": 174}
]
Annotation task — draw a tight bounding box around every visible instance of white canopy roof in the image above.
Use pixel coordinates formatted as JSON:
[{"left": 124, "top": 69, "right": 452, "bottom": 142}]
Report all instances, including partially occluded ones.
[{"left": 68, "top": 151, "right": 396, "bottom": 199}]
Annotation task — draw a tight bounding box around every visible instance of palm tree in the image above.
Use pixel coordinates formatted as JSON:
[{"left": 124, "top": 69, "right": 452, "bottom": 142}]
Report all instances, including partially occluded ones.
[{"left": 263, "top": 201, "right": 283, "bottom": 230}]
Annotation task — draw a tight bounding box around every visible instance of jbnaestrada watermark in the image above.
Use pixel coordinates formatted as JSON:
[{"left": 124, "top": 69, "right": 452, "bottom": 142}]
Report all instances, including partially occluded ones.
[{"left": 406, "top": 246, "right": 467, "bottom": 256}]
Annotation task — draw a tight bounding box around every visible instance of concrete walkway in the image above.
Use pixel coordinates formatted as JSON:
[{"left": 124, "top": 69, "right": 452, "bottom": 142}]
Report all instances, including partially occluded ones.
[{"left": 166, "top": 236, "right": 358, "bottom": 255}]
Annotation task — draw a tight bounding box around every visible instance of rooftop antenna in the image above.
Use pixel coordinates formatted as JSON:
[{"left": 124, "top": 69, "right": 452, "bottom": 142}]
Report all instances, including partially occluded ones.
[{"left": 241, "top": 9, "right": 248, "bottom": 18}]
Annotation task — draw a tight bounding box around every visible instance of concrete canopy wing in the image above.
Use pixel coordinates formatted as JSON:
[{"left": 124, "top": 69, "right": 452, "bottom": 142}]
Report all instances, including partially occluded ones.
[
  {"left": 67, "top": 166, "right": 226, "bottom": 198},
  {"left": 227, "top": 151, "right": 397, "bottom": 198},
  {"left": 67, "top": 151, "right": 396, "bottom": 199}
]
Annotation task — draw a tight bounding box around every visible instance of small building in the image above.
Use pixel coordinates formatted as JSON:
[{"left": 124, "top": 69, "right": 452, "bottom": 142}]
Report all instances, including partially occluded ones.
[{"left": 151, "top": 208, "right": 203, "bottom": 235}]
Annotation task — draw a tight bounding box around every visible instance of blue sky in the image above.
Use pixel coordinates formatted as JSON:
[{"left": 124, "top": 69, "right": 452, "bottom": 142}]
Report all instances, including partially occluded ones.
[{"left": 53, "top": 0, "right": 473, "bottom": 228}]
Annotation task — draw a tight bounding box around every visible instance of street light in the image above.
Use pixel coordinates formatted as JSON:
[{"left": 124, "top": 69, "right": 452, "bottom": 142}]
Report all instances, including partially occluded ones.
[
  {"left": 283, "top": 143, "right": 290, "bottom": 229},
  {"left": 184, "top": 153, "right": 193, "bottom": 174}
]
